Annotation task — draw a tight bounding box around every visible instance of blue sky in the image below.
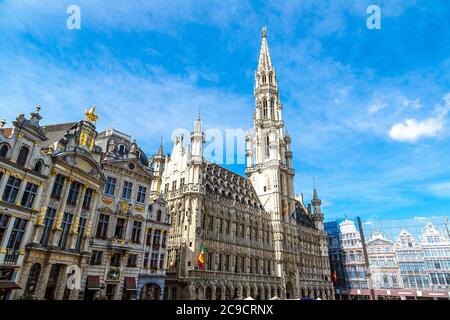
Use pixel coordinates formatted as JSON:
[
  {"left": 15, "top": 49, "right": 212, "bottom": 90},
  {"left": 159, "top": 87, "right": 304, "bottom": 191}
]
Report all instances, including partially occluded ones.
[{"left": 0, "top": 0, "right": 449, "bottom": 223}]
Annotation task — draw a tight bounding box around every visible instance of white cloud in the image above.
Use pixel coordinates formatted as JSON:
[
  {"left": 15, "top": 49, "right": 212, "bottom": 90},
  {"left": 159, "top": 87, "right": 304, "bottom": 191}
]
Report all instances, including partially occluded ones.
[
  {"left": 388, "top": 117, "right": 444, "bottom": 142},
  {"left": 388, "top": 93, "right": 450, "bottom": 142}
]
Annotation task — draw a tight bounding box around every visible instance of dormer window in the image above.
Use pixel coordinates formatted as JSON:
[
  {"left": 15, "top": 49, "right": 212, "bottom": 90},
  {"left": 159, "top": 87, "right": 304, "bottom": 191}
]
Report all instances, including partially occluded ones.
[
  {"left": 17, "top": 146, "right": 30, "bottom": 167},
  {"left": 0, "top": 144, "right": 9, "bottom": 158},
  {"left": 118, "top": 144, "right": 126, "bottom": 156},
  {"left": 33, "top": 160, "right": 43, "bottom": 173}
]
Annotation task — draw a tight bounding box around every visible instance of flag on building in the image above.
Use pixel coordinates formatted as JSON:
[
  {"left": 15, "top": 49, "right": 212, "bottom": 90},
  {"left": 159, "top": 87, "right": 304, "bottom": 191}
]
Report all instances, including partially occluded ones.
[
  {"left": 332, "top": 271, "right": 337, "bottom": 283},
  {"left": 198, "top": 244, "right": 205, "bottom": 270}
]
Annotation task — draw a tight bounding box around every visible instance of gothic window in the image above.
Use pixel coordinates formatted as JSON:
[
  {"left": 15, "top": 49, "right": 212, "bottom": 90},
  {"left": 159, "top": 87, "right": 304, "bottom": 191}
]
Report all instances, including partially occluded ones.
[
  {"left": 161, "top": 231, "right": 167, "bottom": 247},
  {"left": 207, "top": 252, "right": 213, "bottom": 271},
  {"left": 266, "top": 136, "right": 270, "bottom": 157},
  {"left": 0, "top": 144, "right": 9, "bottom": 158},
  {"left": 209, "top": 216, "right": 214, "bottom": 231},
  {"left": 263, "top": 100, "right": 268, "bottom": 118},
  {"left": 262, "top": 74, "right": 266, "bottom": 84},
  {"left": 16, "top": 146, "right": 30, "bottom": 167},
  {"left": 270, "top": 99, "right": 275, "bottom": 119},
  {"left": 269, "top": 73, "right": 273, "bottom": 84},
  {"left": 218, "top": 254, "right": 222, "bottom": 271}
]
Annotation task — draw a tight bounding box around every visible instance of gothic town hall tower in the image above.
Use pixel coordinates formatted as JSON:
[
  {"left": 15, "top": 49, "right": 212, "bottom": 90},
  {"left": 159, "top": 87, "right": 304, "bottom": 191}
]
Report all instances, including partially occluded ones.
[{"left": 162, "top": 28, "right": 333, "bottom": 300}]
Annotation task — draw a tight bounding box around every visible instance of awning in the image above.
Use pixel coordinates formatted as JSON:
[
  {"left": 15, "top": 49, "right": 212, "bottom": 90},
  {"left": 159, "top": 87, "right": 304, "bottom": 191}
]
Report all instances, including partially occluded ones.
[
  {"left": 0, "top": 281, "right": 21, "bottom": 290},
  {"left": 86, "top": 275, "right": 101, "bottom": 290},
  {"left": 124, "top": 277, "right": 137, "bottom": 291}
]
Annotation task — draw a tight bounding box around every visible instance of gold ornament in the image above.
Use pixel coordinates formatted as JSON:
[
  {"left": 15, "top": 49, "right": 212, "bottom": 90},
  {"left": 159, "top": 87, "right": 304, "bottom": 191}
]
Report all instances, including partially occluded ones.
[{"left": 84, "top": 106, "right": 99, "bottom": 123}]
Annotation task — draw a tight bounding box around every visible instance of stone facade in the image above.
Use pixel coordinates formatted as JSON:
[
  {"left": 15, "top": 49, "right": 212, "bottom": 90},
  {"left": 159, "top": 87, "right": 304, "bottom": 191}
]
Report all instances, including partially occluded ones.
[
  {"left": 0, "top": 107, "right": 50, "bottom": 300},
  {"left": 15, "top": 115, "right": 104, "bottom": 300},
  {"left": 163, "top": 28, "right": 333, "bottom": 300},
  {"left": 367, "top": 230, "right": 402, "bottom": 290},
  {"left": 0, "top": 109, "right": 169, "bottom": 300}
]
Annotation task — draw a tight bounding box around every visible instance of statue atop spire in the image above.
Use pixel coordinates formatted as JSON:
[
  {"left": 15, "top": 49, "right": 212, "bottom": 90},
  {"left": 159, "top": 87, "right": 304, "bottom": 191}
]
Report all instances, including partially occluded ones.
[{"left": 84, "top": 105, "right": 99, "bottom": 124}]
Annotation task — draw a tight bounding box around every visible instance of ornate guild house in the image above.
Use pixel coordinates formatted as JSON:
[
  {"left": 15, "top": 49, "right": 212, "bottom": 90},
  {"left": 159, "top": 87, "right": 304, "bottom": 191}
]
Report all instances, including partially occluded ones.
[{"left": 163, "top": 28, "right": 333, "bottom": 300}]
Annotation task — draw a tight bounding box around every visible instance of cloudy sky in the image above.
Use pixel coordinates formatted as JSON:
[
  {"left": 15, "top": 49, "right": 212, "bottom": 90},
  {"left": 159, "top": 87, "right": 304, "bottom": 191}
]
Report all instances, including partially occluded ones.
[{"left": 0, "top": 0, "right": 449, "bottom": 225}]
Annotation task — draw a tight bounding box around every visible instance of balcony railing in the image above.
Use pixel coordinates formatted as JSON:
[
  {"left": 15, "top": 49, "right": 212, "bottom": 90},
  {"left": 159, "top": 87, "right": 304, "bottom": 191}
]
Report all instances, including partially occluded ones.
[{"left": 3, "top": 249, "right": 20, "bottom": 264}]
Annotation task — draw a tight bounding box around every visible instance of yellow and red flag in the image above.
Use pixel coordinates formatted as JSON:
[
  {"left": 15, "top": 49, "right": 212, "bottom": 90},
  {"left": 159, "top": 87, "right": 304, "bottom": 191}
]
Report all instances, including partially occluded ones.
[
  {"left": 198, "top": 244, "right": 205, "bottom": 270},
  {"left": 332, "top": 271, "right": 337, "bottom": 283}
]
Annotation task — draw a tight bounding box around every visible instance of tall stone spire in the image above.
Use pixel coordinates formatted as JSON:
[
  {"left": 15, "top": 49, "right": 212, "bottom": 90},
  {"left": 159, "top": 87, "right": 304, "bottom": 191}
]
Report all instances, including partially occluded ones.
[
  {"left": 157, "top": 136, "right": 164, "bottom": 155},
  {"left": 258, "top": 26, "right": 273, "bottom": 72},
  {"left": 246, "top": 27, "right": 295, "bottom": 225}
]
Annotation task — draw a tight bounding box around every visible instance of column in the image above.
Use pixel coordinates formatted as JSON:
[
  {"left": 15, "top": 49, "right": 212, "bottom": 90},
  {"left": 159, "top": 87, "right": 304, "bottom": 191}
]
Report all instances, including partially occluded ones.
[
  {"left": 1, "top": 217, "right": 15, "bottom": 248},
  {"left": 14, "top": 261, "right": 33, "bottom": 298},
  {"left": 35, "top": 263, "right": 52, "bottom": 300},
  {"left": 32, "top": 173, "right": 57, "bottom": 243},
  {"left": 0, "top": 172, "right": 10, "bottom": 196},
  {"left": 14, "top": 181, "right": 28, "bottom": 207},
  {"left": 113, "top": 279, "right": 123, "bottom": 300},
  {"left": 54, "top": 265, "right": 69, "bottom": 300},
  {"left": 83, "top": 190, "right": 99, "bottom": 251}
]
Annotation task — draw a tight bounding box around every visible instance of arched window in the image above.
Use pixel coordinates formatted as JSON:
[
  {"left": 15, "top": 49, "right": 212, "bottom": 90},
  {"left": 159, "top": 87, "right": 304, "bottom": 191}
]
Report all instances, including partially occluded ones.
[
  {"left": 16, "top": 146, "right": 30, "bottom": 167},
  {"left": 33, "top": 160, "right": 43, "bottom": 173},
  {"left": 263, "top": 100, "right": 268, "bottom": 118},
  {"left": 269, "top": 73, "right": 273, "bottom": 84},
  {"left": 262, "top": 74, "right": 266, "bottom": 84},
  {"left": 265, "top": 136, "right": 270, "bottom": 157},
  {"left": 0, "top": 144, "right": 9, "bottom": 158},
  {"left": 270, "top": 99, "right": 275, "bottom": 119}
]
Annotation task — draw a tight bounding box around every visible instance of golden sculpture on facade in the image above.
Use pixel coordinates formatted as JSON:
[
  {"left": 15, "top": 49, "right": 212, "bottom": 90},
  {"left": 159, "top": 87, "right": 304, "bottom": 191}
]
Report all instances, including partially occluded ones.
[{"left": 84, "top": 105, "right": 99, "bottom": 123}]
